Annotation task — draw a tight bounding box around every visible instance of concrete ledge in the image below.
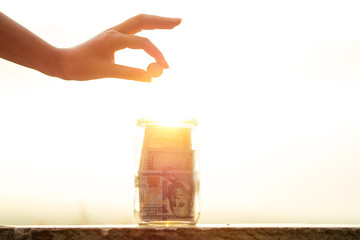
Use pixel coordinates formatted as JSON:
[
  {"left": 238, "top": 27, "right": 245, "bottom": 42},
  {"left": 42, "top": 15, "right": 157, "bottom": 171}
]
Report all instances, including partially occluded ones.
[{"left": 1, "top": 224, "right": 360, "bottom": 240}]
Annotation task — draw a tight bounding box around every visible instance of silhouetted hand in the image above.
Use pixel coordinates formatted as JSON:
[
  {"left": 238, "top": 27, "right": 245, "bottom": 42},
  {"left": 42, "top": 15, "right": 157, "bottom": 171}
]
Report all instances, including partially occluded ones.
[
  {"left": 0, "top": 12, "right": 181, "bottom": 82},
  {"left": 59, "top": 14, "right": 182, "bottom": 82}
]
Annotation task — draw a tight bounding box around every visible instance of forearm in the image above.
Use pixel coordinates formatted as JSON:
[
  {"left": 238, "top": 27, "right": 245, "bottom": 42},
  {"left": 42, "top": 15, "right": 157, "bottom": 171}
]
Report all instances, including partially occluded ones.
[{"left": 0, "top": 12, "right": 61, "bottom": 78}]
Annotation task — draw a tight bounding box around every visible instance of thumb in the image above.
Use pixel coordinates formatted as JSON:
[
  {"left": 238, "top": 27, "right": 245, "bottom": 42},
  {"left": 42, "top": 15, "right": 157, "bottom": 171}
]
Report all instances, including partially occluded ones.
[{"left": 106, "top": 64, "right": 152, "bottom": 82}]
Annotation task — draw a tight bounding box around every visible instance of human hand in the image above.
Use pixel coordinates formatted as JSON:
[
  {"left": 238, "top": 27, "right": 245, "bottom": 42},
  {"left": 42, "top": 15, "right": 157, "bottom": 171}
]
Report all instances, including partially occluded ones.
[{"left": 58, "top": 14, "right": 181, "bottom": 82}]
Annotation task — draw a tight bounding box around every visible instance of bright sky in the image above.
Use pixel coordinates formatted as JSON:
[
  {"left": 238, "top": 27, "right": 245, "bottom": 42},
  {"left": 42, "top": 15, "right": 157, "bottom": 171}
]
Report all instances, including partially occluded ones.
[{"left": 2, "top": 0, "right": 360, "bottom": 224}]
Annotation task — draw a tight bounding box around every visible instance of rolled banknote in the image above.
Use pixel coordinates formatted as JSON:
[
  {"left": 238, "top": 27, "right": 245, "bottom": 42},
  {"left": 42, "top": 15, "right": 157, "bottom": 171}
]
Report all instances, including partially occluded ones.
[
  {"left": 140, "top": 148, "right": 194, "bottom": 171},
  {"left": 139, "top": 125, "right": 192, "bottom": 171},
  {"left": 138, "top": 123, "right": 197, "bottom": 221},
  {"left": 138, "top": 170, "right": 197, "bottom": 221}
]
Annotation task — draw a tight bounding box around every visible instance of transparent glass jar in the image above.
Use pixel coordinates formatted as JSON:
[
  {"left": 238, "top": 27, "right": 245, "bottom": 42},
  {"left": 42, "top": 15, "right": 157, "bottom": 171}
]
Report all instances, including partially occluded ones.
[{"left": 134, "top": 118, "right": 200, "bottom": 225}]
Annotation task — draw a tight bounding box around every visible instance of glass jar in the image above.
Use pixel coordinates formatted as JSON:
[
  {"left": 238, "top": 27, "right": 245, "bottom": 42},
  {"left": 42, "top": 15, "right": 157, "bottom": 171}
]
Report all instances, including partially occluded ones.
[{"left": 134, "top": 118, "right": 200, "bottom": 225}]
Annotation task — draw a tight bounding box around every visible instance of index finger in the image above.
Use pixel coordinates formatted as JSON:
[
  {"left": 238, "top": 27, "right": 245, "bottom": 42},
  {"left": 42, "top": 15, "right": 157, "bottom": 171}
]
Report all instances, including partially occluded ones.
[{"left": 112, "top": 14, "right": 182, "bottom": 34}]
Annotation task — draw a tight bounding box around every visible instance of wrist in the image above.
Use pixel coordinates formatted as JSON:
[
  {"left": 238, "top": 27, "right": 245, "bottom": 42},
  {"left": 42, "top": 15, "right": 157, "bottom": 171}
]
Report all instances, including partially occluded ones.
[
  {"left": 47, "top": 47, "right": 68, "bottom": 80},
  {"left": 53, "top": 48, "right": 81, "bottom": 81},
  {"left": 33, "top": 45, "right": 66, "bottom": 80}
]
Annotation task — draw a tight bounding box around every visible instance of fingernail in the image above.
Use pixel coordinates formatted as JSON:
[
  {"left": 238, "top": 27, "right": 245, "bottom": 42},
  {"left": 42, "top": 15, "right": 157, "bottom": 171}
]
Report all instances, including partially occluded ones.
[{"left": 174, "top": 18, "right": 183, "bottom": 24}]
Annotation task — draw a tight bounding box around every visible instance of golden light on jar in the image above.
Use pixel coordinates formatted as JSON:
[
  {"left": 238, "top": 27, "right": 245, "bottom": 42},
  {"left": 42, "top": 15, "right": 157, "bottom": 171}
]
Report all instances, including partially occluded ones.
[{"left": 134, "top": 118, "right": 200, "bottom": 225}]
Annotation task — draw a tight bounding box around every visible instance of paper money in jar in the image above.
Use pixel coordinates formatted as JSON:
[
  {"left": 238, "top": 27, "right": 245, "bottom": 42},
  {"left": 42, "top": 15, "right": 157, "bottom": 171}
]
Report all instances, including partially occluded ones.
[{"left": 134, "top": 118, "right": 200, "bottom": 225}]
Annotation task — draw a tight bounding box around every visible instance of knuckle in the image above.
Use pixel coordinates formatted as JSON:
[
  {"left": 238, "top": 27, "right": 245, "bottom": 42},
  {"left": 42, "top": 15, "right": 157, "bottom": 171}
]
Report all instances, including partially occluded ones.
[
  {"left": 142, "top": 37, "right": 153, "bottom": 48},
  {"left": 103, "top": 29, "right": 118, "bottom": 38},
  {"left": 135, "top": 14, "right": 147, "bottom": 27},
  {"left": 142, "top": 36, "right": 150, "bottom": 44},
  {"left": 135, "top": 14, "right": 146, "bottom": 21},
  {"left": 137, "top": 35, "right": 150, "bottom": 45},
  {"left": 98, "top": 30, "right": 119, "bottom": 46}
]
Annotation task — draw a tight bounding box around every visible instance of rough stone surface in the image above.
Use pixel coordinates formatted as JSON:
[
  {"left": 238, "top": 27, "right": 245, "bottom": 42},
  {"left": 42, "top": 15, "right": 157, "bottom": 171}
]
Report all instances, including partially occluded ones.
[
  {"left": 0, "top": 228, "right": 13, "bottom": 240},
  {"left": 1, "top": 225, "right": 360, "bottom": 240}
]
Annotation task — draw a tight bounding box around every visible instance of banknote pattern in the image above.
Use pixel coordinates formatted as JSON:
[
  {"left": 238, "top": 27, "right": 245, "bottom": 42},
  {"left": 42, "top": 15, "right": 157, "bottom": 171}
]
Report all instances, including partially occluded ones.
[{"left": 138, "top": 125, "right": 196, "bottom": 221}]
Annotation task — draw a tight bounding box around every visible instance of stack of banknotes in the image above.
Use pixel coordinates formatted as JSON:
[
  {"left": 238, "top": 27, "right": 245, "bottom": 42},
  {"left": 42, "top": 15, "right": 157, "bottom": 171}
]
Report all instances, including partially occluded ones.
[{"left": 137, "top": 124, "right": 196, "bottom": 221}]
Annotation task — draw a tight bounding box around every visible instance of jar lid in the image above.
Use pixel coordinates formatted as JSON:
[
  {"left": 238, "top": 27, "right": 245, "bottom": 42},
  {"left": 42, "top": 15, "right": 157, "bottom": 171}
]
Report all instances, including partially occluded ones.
[{"left": 137, "top": 118, "right": 197, "bottom": 126}]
